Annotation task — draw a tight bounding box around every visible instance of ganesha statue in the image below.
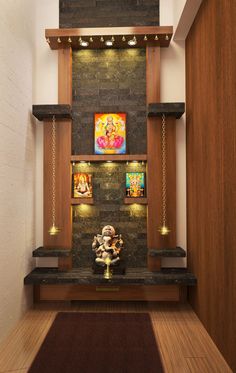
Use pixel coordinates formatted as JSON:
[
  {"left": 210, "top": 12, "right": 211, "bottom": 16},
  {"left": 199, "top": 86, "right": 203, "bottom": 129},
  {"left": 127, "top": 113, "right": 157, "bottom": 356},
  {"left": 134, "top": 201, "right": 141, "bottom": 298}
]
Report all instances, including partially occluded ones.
[{"left": 92, "top": 225, "right": 124, "bottom": 267}]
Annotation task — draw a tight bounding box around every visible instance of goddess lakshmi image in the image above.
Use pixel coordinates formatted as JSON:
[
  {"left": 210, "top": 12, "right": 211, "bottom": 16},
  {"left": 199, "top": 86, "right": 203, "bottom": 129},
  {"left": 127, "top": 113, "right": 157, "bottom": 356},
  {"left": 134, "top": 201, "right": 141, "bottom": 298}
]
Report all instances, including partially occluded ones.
[{"left": 94, "top": 113, "right": 126, "bottom": 154}]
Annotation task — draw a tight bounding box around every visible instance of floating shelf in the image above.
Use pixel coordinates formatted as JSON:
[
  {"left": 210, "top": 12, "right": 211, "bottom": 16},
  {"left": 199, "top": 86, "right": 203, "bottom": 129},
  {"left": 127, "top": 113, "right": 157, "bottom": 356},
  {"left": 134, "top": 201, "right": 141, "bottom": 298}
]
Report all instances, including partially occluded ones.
[
  {"left": 71, "top": 154, "right": 147, "bottom": 162},
  {"left": 124, "top": 197, "right": 147, "bottom": 205},
  {"left": 32, "top": 104, "right": 72, "bottom": 121},
  {"left": 33, "top": 247, "right": 71, "bottom": 257},
  {"left": 71, "top": 198, "right": 94, "bottom": 205},
  {"left": 24, "top": 267, "right": 196, "bottom": 286},
  {"left": 147, "top": 102, "right": 185, "bottom": 119},
  {"left": 149, "top": 247, "right": 186, "bottom": 258},
  {"left": 45, "top": 26, "right": 173, "bottom": 50}
]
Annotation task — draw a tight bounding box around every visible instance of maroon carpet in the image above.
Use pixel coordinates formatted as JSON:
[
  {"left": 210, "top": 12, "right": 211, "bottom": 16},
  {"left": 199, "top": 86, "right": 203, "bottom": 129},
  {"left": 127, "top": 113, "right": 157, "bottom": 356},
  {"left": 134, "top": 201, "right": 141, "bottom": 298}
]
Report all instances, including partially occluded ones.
[{"left": 28, "top": 312, "right": 164, "bottom": 373}]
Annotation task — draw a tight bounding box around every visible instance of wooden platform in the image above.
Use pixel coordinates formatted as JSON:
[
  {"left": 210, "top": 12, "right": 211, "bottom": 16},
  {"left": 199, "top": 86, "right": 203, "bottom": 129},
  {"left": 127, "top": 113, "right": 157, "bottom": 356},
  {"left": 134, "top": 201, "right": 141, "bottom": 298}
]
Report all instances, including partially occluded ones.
[
  {"left": 0, "top": 302, "right": 231, "bottom": 373},
  {"left": 24, "top": 267, "right": 196, "bottom": 302}
]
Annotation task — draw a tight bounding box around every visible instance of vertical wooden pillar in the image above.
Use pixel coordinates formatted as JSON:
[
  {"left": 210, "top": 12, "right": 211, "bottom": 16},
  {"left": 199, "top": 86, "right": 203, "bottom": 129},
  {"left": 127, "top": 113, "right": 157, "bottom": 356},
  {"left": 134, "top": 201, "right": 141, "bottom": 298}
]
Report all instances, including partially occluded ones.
[
  {"left": 43, "top": 48, "right": 72, "bottom": 270},
  {"left": 146, "top": 47, "right": 176, "bottom": 271}
]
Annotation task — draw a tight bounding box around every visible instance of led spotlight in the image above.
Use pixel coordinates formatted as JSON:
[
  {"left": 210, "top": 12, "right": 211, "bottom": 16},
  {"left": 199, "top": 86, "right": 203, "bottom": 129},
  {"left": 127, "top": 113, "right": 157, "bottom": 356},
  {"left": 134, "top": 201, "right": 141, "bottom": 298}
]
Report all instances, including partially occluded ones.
[
  {"left": 100, "top": 36, "right": 104, "bottom": 42},
  {"left": 105, "top": 39, "right": 113, "bottom": 47},
  {"left": 80, "top": 39, "right": 89, "bottom": 47},
  {"left": 128, "top": 36, "right": 137, "bottom": 46},
  {"left": 89, "top": 37, "right": 93, "bottom": 43},
  {"left": 144, "top": 35, "right": 148, "bottom": 41},
  {"left": 122, "top": 36, "right": 126, "bottom": 42},
  {"left": 155, "top": 35, "right": 159, "bottom": 40}
]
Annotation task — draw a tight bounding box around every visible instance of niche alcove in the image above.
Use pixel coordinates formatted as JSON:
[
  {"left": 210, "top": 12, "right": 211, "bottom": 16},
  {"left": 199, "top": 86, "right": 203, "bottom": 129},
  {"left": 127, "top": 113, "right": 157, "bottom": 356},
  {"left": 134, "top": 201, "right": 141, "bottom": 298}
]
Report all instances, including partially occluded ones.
[{"left": 24, "top": 25, "right": 196, "bottom": 301}]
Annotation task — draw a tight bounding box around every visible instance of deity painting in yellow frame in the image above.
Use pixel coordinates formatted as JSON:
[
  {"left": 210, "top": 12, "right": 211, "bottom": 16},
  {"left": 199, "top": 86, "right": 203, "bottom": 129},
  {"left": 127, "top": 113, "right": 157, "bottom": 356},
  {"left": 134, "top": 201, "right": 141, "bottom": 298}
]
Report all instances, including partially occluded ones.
[
  {"left": 73, "top": 173, "right": 93, "bottom": 198},
  {"left": 94, "top": 113, "right": 126, "bottom": 154},
  {"left": 126, "top": 172, "right": 145, "bottom": 197}
]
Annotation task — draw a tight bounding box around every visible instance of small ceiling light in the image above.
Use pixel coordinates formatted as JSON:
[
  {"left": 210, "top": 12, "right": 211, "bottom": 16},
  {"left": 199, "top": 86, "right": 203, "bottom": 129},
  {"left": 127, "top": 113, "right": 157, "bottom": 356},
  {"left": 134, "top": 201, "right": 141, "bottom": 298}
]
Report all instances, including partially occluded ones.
[
  {"left": 57, "top": 37, "right": 61, "bottom": 43},
  {"left": 100, "top": 36, "right": 104, "bottom": 42},
  {"left": 72, "top": 162, "right": 75, "bottom": 166},
  {"left": 165, "top": 35, "right": 169, "bottom": 40},
  {"left": 80, "top": 161, "right": 86, "bottom": 164},
  {"left": 68, "top": 37, "right": 72, "bottom": 43},
  {"left": 126, "top": 161, "right": 129, "bottom": 165},
  {"left": 80, "top": 39, "right": 89, "bottom": 47},
  {"left": 46, "top": 38, "right": 50, "bottom": 44},
  {"left": 155, "top": 35, "right": 159, "bottom": 40},
  {"left": 122, "top": 36, "right": 126, "bottom": 42},
  {"left": 141, "top": 161, "right": 144, "bottom": 165},
  {"left": 88, "top": 161, "right": 91, "bottom": 166},
  {"left": 132, "top": 160, "right": 138, "bottom": 163},
  {"left": 111, "top": 36, "right": 115, "bottom": 42},
  {"left": 128, "top": 36, "right": 137, "bottom": 46},
  {"left": 144, "top": 35, "right": 148, "bottom": 41},
  {"left": 105, "top": 39, "right": 113, "bottom": 47},
  {"left": 89, "top": 37, "right": 93, "bottom": 43},
  {"left": 106, "top": 160, "right": 113, "bottom": 163}
]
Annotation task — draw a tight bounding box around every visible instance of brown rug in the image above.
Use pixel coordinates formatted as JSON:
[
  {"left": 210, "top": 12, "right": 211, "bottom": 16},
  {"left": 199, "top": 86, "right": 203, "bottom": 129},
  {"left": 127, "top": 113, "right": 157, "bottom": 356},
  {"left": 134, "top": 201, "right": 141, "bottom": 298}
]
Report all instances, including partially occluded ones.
[{"left": 28, "top": 312, "right": 164, "bottom": 373}]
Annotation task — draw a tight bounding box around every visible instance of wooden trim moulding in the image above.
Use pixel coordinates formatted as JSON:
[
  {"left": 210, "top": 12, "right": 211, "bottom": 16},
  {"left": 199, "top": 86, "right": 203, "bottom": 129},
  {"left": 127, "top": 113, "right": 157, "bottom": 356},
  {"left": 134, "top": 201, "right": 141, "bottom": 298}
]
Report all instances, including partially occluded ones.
[
  {"left": 71, "top": 198, "right": 94, "bottom": 205},
  {"left": 71, "top": 154, "right": 147, "bottom": 162},
  {"left": 45, "top": 26, "right": 173, "bottom": 50},
  {"left": 124, "top": 197, "right": 147, "bottom": 205}
]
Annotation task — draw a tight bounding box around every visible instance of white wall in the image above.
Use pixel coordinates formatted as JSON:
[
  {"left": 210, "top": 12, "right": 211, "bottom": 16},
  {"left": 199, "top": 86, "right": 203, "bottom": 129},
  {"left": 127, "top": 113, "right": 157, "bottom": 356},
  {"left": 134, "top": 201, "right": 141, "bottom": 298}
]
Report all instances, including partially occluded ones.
[
  {"left": 34, "top": 0, "right": 59, "bottom": 268},
  {"left": 0, "top": 0, "right": 59, "bottom": 344},
  {"left": 0, "top": 0, "right": 36, "bottom": 343}
]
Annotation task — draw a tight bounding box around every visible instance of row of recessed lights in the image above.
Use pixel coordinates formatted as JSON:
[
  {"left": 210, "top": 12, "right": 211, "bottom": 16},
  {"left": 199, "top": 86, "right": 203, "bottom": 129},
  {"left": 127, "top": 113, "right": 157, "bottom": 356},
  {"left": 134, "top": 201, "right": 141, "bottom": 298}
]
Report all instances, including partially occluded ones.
[
  {"left": 46, "top": 34, "right": 170, "bottom": 47},
  {"left": 72, "top": 161, "right": 145, "bottom": 165}
]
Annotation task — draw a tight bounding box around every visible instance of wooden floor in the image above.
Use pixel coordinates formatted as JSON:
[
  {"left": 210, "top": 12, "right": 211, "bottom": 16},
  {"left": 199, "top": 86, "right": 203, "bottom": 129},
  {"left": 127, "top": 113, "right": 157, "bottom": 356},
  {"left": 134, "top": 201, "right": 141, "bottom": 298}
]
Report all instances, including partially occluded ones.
[{"left": 0, "top": 302, "right": 231, "bottom": 373}]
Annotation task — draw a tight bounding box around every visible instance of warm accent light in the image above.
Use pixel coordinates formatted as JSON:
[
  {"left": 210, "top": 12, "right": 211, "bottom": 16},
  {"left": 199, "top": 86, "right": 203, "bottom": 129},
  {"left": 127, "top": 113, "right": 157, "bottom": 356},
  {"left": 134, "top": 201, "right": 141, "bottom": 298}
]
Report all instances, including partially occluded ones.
[
  {"left": 48, "top": 223, "right": 61, "bottom": 236},
  {"left": 111, "top": 36, "right": 115, "bottom": 42},
  {"left": 158, "top": 225, "right": 171, "bottom": 236},
  {"left": 89, "top": 37, "right": 93, "bottom": 43},
  {"left": 155, "top": 35, "right": 159, "bottom": 40},
  {"left": 68, "top": 37, "right": 72, "bottom": 43},
  {"left": 105, "top": 40, "right": 113, "bottom": 47},
  {"left": 128, "top": 36, "right": 137, "bottom": 46},
  {"left": 144, "top": 35, "right": 148, "bottom": 41},
  {"left": 57, "top": 37, "right": 61, "bottom": 43},
  {"left": 80, "top": 39, "right": 89, "bottom": 47},
  {"left": 122, "top": 36, "right": 126, "bottom": 42},
  {"left": 100, "top": 36, "right": 104, "bottom": 42},
  {"left": 46, "top": 38, "right": 50, "bottom": 44},
  {"left": 165, "top": 35, "right": 169, "bottom": 40}
]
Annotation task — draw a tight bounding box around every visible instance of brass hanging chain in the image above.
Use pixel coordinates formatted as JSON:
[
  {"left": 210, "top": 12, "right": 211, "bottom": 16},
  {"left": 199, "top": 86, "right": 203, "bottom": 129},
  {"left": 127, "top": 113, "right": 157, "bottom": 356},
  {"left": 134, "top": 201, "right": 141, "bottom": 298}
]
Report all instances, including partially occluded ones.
[
  {"left": 51, "top": 115, "right": 56, "bottom": 227},
  {"left": 48, "top": 116, "right": 60, "bottom": 235},
  {"left": 161, "top": 113, "right": 167, "bottom": 227},
  {"left": 158, "top": 113, "right": 170, "bottom": 235}
]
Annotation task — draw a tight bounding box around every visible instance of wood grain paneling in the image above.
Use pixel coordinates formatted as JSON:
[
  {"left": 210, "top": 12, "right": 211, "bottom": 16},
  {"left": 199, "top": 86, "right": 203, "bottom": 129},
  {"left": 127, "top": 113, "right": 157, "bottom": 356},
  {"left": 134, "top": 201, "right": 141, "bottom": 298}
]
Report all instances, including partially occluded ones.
[
  {"left": 0, "top": 303, "right": 231, "bottom": 373},
  {"left": 43, "top": 48, "right": 72, "bottom": 265},
  {"left": 186, "top": 0, "right": 236, "bottom": 370},
  {"left": 146, "top": 46, "right": 176, "bottom": 270},
  {"left": 38, "top": 284, "right": 181, "bottom": 301}
]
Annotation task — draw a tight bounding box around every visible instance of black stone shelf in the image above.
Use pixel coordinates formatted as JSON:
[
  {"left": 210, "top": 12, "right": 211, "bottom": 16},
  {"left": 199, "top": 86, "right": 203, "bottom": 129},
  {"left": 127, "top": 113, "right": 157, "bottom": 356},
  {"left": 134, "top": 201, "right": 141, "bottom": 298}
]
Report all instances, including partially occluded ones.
[
  {"left": 24, "top": 267, "right": 196, "bottom": 286},
  {"left": 147, "top": 102, "right": 185, "bottom": 119},
  {"left": 149, "top": 247, "right": 186, "bottom": 258},
  {"left": 33, "top": 247, "right": 71, "bottom": 258},
  {"left": 32, "top": 104, "right": 72, "bottom": 121}
]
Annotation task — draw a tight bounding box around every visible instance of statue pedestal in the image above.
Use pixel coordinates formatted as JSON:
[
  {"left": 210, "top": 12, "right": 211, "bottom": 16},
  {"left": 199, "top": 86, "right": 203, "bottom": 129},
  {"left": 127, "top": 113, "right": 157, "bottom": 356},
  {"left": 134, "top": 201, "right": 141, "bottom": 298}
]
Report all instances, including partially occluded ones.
[{"left": 92, "top": 260, "right": 126, "bottom": 275}]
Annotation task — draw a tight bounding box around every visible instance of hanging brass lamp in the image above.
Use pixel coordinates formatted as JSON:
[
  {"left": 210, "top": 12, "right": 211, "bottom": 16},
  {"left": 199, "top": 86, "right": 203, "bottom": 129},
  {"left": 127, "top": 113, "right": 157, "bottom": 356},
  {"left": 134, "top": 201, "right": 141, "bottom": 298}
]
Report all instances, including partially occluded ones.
[
  {"left": 158, "top": 113, "right": 171, "bottom": 236},
  {"left": 48, "top": 115, "right": 61, "bottom": 236}
]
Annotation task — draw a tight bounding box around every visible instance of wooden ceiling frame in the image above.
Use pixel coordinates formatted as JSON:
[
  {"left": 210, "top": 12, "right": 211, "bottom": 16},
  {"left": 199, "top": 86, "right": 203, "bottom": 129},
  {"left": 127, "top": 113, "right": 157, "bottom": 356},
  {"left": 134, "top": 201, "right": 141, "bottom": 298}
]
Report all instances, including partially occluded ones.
[{"left": 45, "top": 26, "right": 173, "bottom": 50}]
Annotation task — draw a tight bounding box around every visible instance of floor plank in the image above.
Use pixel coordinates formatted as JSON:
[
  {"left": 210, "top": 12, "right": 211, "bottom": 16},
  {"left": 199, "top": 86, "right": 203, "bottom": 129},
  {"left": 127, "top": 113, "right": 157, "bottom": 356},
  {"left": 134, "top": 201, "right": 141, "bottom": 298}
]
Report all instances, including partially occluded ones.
[{"left": 0, "top": 302, "right": 232, "bottom": 373}]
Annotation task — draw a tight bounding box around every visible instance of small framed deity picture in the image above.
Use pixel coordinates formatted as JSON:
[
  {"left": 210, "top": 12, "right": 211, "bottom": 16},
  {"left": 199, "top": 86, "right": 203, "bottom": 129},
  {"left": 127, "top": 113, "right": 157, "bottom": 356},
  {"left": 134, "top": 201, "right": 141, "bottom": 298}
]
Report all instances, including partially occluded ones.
[
  {"left": 126, "top": 172, "right": 145, "bottom": 197},
  {"left": 73, "top": 173, "right": 93, "bottom": 198},
  {"left": 94, "top": 113, "right": 126, "bottom": 154}
]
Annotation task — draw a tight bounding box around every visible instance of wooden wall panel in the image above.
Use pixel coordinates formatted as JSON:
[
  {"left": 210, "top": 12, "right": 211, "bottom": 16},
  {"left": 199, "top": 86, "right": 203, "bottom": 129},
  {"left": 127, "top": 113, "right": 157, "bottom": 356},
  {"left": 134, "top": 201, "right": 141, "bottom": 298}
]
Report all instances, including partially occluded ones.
[
  {"left": 186, "top": 0, "right": 236, "bottom": 370},
  {"left": 43, "top": 48, "right": 72, "bottom": 260},
  {"left": 146, "top": 47, "right": 176, "bottom": 270}
]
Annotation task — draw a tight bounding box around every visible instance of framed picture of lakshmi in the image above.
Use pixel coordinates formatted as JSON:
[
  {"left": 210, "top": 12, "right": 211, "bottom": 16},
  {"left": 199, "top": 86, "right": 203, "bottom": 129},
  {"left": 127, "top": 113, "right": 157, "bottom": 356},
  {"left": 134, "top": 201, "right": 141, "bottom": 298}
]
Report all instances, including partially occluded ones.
[
  {"left": 94, "top": 113, "right": 126, "bottom": 154},
  {"left": 73, "top": 173, "right": 93, "bottom": 198},
  {"left": 126, "top": 172, "right": 145, "bottom": 198}
]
